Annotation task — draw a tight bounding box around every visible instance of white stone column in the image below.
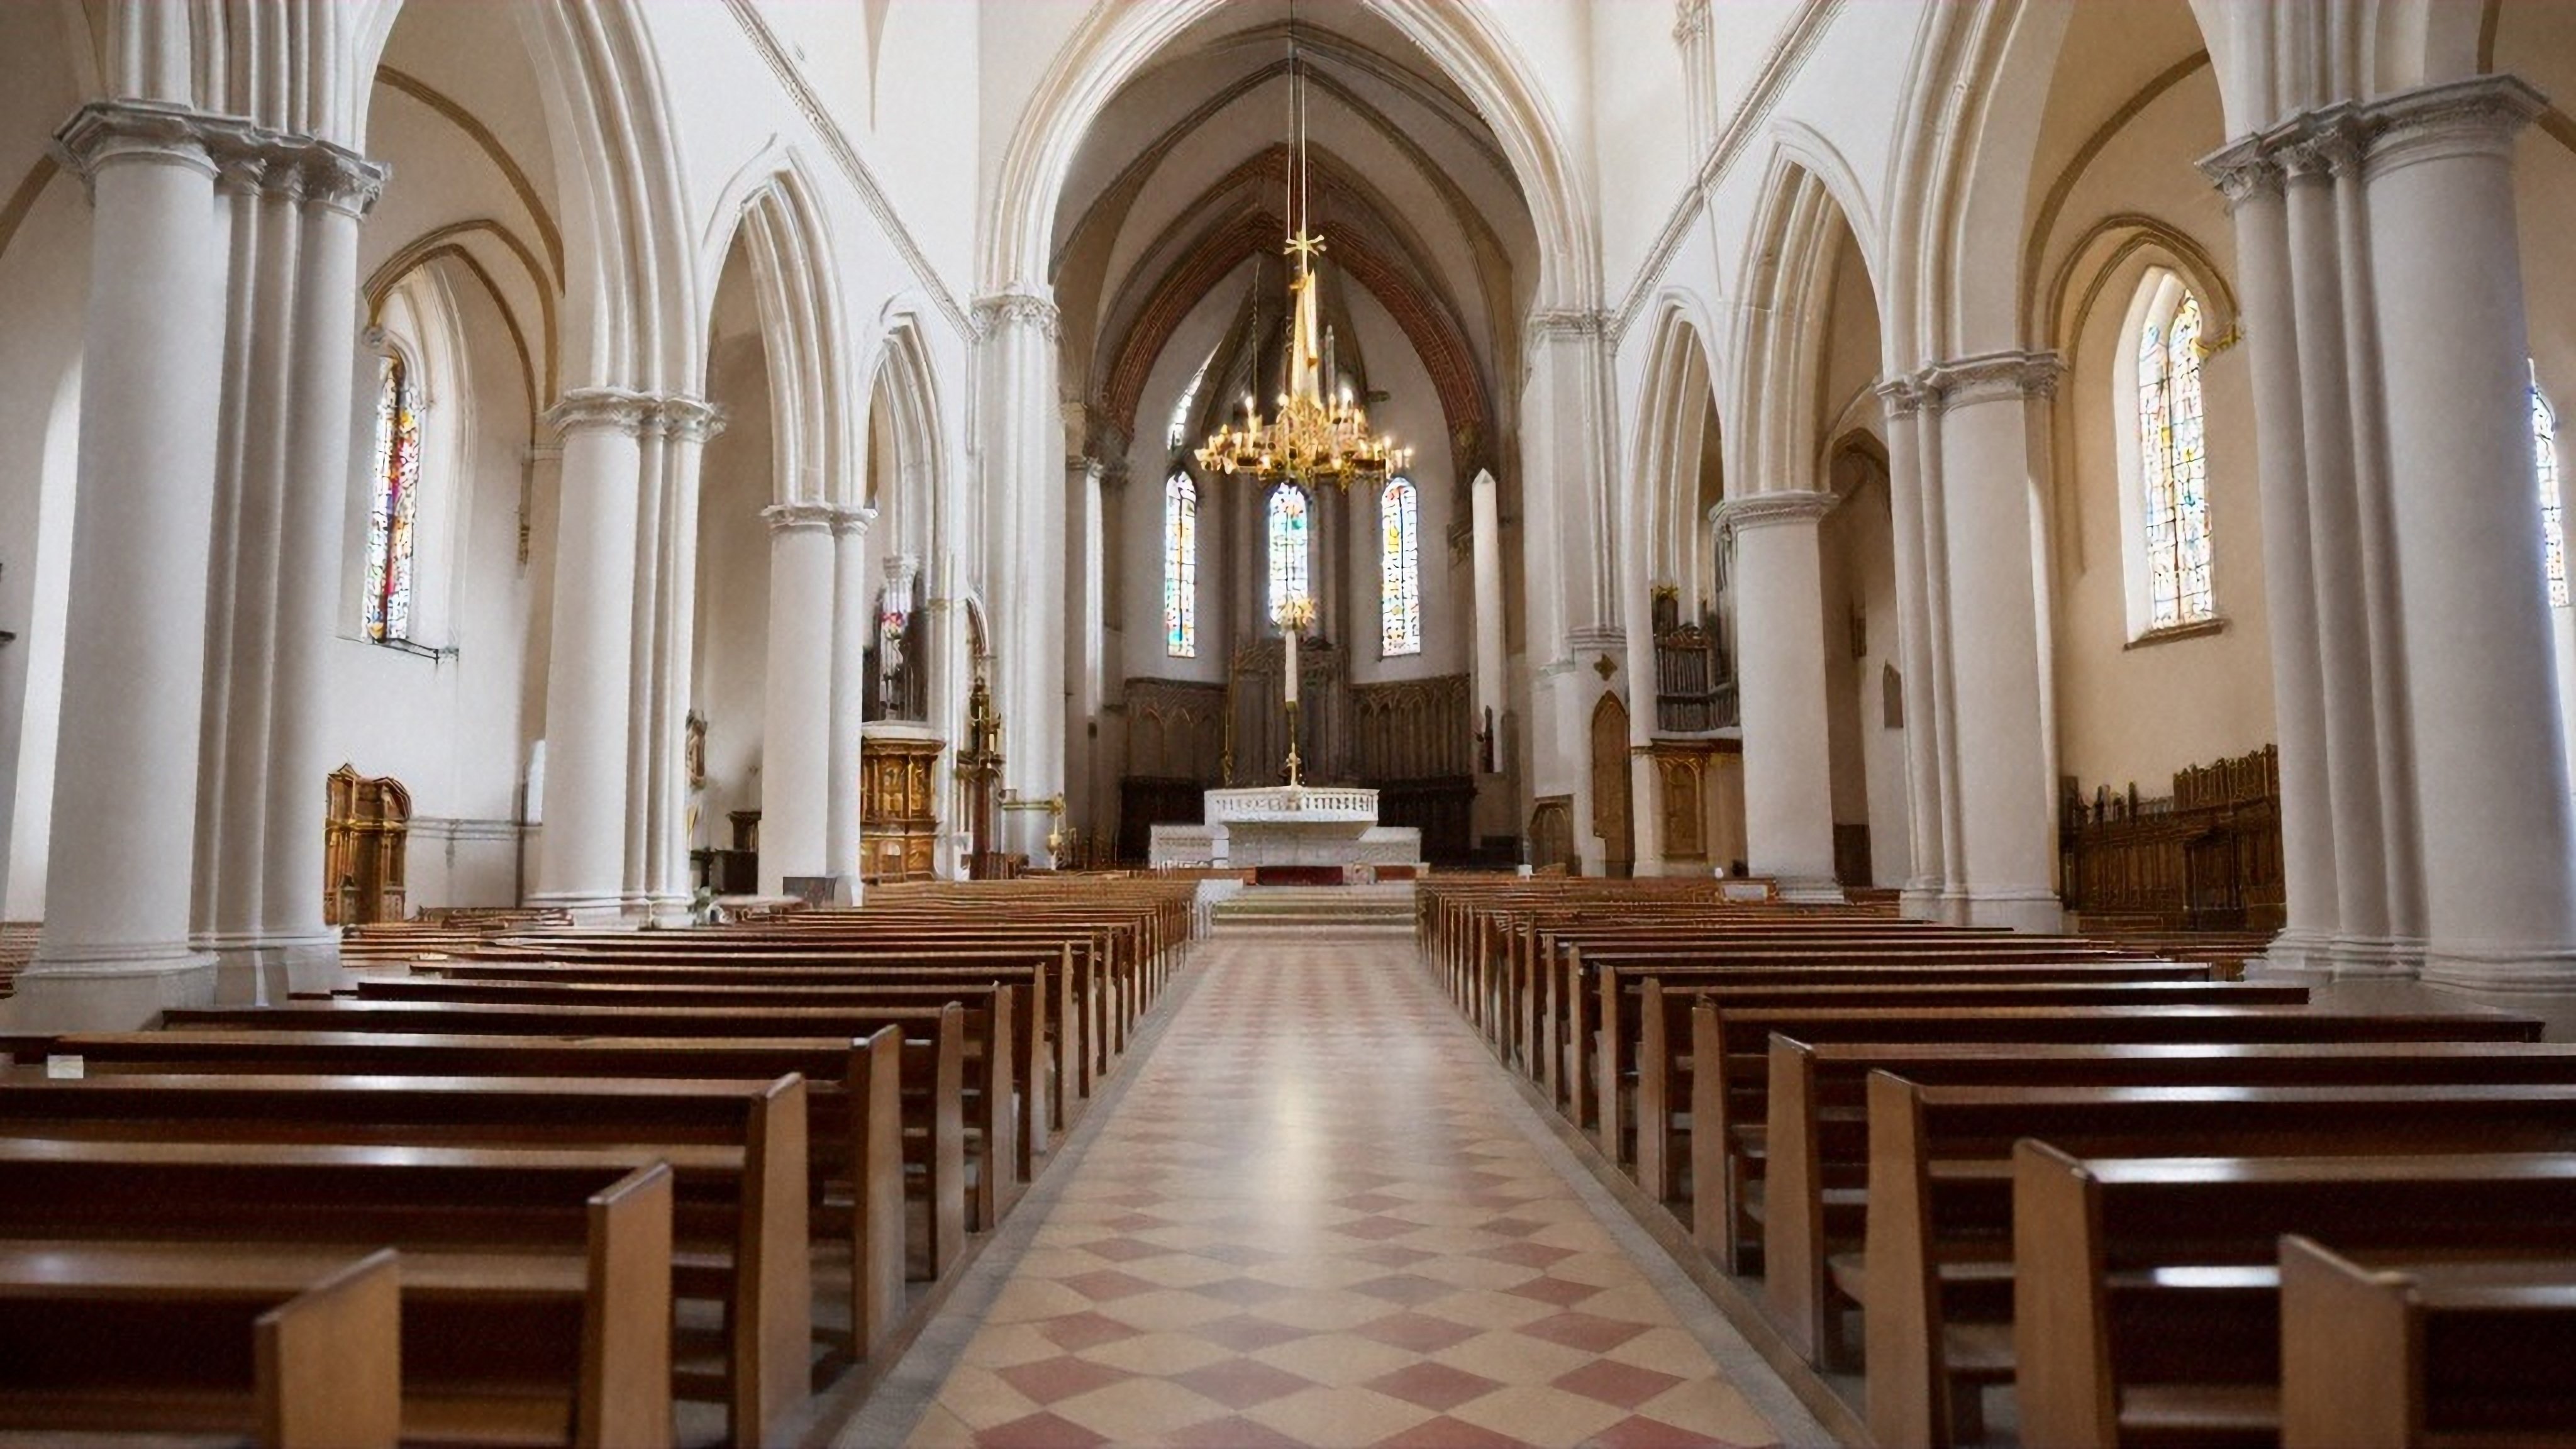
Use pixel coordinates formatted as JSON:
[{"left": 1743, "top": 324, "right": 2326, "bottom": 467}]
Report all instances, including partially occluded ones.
[
  {"left": 1874, "top": 380, "right": 1949, "bottom": 920},
  {"left": 643, "top": 401, "right": 721, "bottom": 920},
  {"left": 760, "top": 501, "right": 836, "bottom": 895},
  {"left": 824, "top": 505, "right": 877, "bottom": 891},
  {"left": 1523, "top": 311, "right": 1616, "bottom": 836},
  {"left": 20, "top": 103, "right": 232, "bottom": 1028},
  {"left": 1718, "top": 492, "right": 1843, "bottom": 901},
  {"left": 2202, "top": 139, "right": 2344, "bottom": 971},
  {"left": 2280, "top": 136, "right": 2407, "bottom": 969},
  {"left": 2364, "top": 76, "right": 2576, "bottom": 987},
  {"left": 1920, "top": 353, "right": 2064, "bottom": 933},
  {"left": 1470, "top": 470, "right": 1507, "bottom": 764},
  {"left": 532, "top": 390, "right": 650, "bottom": 921},
  {"left": 262, "top": 143, "right": 385, "bottom": 994},
  {"left": 974, "top": 287, "right": 1065, "bottom": 862}
]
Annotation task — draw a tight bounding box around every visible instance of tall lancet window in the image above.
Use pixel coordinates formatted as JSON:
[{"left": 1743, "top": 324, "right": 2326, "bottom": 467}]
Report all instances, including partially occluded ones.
[
  {"left": 1163, "top": 472, "right": 1198, "bottom": 657},
  {"left": 1380, "top": 475, "right": 1421, "bottom": 655},
  {"left": 2536, "top": 367, "right": 2566, "bottom": 608},
  {"left": 364, "top": 352, "right": 422, "bottom": 641},
  {"left": 2137, "top": 292, "right": 2213, "bottom": 628},
  {"left": 1267, "top": 484, "right": 1311, "bottom": 625}
]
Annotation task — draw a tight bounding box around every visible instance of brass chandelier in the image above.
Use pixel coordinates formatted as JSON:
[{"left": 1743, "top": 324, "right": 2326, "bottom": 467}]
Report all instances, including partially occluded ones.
[{"left": 1193, "top": 6, "right": 1411, "bottom": 490}]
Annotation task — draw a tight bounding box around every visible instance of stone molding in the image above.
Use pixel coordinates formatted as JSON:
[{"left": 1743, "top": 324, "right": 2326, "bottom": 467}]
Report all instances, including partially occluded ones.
[
  {"left": 1711, "top": 489, "right": 1836, "bottom": 531},
  {"left": 1526, "top": 308, "right": 1610, "bottom": 348},
  {"left": 1565, "top": 623, "right": 1627, "bottom": 657},
  {"left": 972, "top": 286, "right": 1060, "bottom": 340},
  {"left": 1909, "top": 350, "right": 2063, "bottom": 412},
  {"left": 2199, "top": 74, "right": 2545, "bottom": 202},
  {"left": 762, "top": 500, "right": 840, "bottom": 535},
  {"left": 55, "top": 100, "right": 385, "bottom": 215},
  {"left": 1671, "top": 0, "right": 1711, "bottom": 47},
  {"left": 832, "top": 503, "right": 880, "bottom": 537},
  {"left": 544, "top": 389, "right": 726, "bottom": 442},
  {"left": 1875, "top": 375, "right": 1930, "bottom": 419}
]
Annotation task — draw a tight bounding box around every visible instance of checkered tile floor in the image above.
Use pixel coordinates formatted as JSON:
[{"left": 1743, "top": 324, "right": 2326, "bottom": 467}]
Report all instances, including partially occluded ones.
[{"left": 887, "top": 926, "right": 1794, "bottom": 1448}]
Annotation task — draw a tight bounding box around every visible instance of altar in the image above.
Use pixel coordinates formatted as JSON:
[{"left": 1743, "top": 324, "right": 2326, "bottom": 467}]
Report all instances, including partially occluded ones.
[{"left": 1147, "top": 785, "right": 1422, "bottom": 870}]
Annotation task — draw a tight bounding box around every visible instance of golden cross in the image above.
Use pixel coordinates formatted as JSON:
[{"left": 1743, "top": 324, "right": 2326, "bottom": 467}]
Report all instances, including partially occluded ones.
[{"left": 1284, "top": 230, "right": 1327, "bottom": 263}]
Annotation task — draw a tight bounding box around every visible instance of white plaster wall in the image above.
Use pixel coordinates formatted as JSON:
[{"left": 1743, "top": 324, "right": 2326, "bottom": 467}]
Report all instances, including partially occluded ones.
[
  {"left": 694, "top": 331, "right": 778, "bottom": 849},
  {"left": 321, "top": 272, "right": 538, "bottom": 910},
  {"left": 1339, "top": 283, "right": 1466, "bottom": 686},
  {"left": 2038, "top": 70, "right": 2276, "bottom": 793}
]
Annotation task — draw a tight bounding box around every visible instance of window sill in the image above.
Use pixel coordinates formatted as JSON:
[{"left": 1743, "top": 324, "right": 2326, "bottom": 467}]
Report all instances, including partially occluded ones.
[{"left": 2123, "top": 616, "right": 2226, "bottom": 650}]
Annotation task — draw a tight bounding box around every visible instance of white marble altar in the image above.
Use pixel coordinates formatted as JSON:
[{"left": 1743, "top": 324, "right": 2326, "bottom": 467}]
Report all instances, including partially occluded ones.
[{"left": 1148, "top": 785, "right": 1423, "bottom": 869}]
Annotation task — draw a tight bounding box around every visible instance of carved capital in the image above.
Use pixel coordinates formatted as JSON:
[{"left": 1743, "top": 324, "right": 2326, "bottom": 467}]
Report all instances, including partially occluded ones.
[
  {"left": 655, "top": 395, "right": 726, "bottom": 443},
  {"left": 1874, "top": 375, "right": 1931, "bottom": 419},
  {"left": 52, "top": 100, "right": 221, "bottom": 187},
  {"left": 1671, "top": 0, "right": 1710, "bottom": 46},
  {"left": 1913, "top": 349, "right": 2062, "bottom": 411},
  {"left": 762, "top": 500, "right": 840, "bottom": 535},
  {"left": 1712, "top": 489, "right": 1836, "bottom": 531},
  {"left": 1526, "top": 308, "right": 1609, "bottom": 347},
  {"left": 972, "top": 286, "right": 1060, "bottom": 340},
  {"left": 2361, "top": 73, "right": 2546, "bottom": 177},
  {"left": 832, "top": 503, "right": 880, "bottom": 537},
  {"left": 546, "top": 387, "right": 660, "bottom": 438}
]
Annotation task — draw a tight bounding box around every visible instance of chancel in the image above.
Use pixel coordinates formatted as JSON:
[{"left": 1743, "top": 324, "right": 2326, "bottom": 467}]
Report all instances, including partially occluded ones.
[{"left": 4, "top": 2, "right": 2576, "bottom": 1446}]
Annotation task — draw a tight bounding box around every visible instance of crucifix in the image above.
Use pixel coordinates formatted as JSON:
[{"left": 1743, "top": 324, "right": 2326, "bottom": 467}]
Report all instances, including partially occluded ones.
[{"left": 1278, "top": 593, "right": 1316, "bottom": 787}]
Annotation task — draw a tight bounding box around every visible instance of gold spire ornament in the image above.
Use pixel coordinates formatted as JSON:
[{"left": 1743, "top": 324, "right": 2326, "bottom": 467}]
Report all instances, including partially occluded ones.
[{"left": 1194, "top": 7, "right": 1411, "bottom": 491}]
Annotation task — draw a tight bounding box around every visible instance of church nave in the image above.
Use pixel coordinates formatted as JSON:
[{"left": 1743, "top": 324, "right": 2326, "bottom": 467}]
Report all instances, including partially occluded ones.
[{"left": 852, "top": 923, "right": 1821, "bottom": 1449}]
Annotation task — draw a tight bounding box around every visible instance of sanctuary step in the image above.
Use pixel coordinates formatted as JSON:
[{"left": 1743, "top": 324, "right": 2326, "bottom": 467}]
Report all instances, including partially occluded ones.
[{"left": 1209, "top": 884, "right": 1417, "bottom": 936}]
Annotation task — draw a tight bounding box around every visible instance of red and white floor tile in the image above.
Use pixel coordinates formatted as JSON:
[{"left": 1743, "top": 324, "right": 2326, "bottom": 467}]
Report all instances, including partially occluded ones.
[{"left": 855, "top": 926, "right": 1821, "bottom": 1448}]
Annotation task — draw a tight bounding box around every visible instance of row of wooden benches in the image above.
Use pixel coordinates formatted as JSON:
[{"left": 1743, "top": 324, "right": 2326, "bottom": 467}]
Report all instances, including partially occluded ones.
[
  {"left": 1416, "top": 877, "right": 2576, "bottom": 1448},
  {"left": 0, "top": 877, "right": 1198, "bottom": 1448}
]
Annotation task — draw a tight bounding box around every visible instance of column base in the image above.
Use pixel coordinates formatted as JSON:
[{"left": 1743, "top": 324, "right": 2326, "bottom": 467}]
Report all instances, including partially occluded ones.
[
  {"left": 199, "top": 931, "right": 345, "bottom": 1006},
  {"left": 2319, "top": 934, "right": 2426, "bottom": 979},
  {"left": 1771, "top": 875, "right": 1848, "bottom": 905},
  {"left": 2421, "top": 938, "right": 2576, "bottom": 992},
  {"left": 1897, "top": 880, "right": 1945, "bottom": 921},
  {"left": 4, "top": 945, "right": 218, "bottom": 1030},
  {"left": 636, "top": 894, "right": 699, "bottom": 930},
  {"left": 526, "top": 891, "right": 640, "bottom": 929},
  {"left": 1955, "top": 888, "right": 2065, "bottom": 935}
]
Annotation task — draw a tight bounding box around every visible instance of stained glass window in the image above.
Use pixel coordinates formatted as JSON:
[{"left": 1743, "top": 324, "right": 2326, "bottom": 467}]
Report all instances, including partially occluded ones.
[
  {"left": 1163, "top": 472, "right": 1197, "bottom": 657},
  {"left": 2138, "top": 294, "right": 2212, "bottom": 628},
  {"left": 364, "top": 353, "right": 421, "bottom": 641},
  {"left": 2536, "top": 371, "right": 2566, "bottom": 608},
  {"left": 1267, "top": 484, "right": 1310, "bottom": 626},
  {"left": 1380, "top": 475, "right": 1421, "bottom": 655}
]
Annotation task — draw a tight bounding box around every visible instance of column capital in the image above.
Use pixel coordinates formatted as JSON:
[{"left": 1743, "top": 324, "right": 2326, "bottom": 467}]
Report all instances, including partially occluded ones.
[
  {"left": 762, "top": 501, "right": 840, "bottom": 535},
  {"left": 1526, "top": 308, "right": 1611, "bottom": 350},
  {"left": 1875, "top": 375, "right": 1932, "bottom": 418},
  {"left": 1712, "top": 489, "right": 1836, "bottom": 531},
  {"left": 972, "top": 285, "right": 1059, "bottom": 340},
  {"left": 54, "top": 102, "right": 386, "bottom": 214},
  {"left": 52, "top": 99, "right": 221, "bottom": 185},
  {"left": 831, "top": 503, "right": 880, "bottom": 537},
  {"left": 1671, "top": 0, "right": 1710, "bottom": 47},
  {"left": 2362, "top": 73, "right": 2546, "bottom": 179},
  {"left": 544, "top": 389, "right": 726, "bottom": 442},
  {"left": 1911, "top": 349, "right": 2062, "bottom": 411},
  {"left": 2200, "top": 75, "right": 2544, "bottom": 201}
]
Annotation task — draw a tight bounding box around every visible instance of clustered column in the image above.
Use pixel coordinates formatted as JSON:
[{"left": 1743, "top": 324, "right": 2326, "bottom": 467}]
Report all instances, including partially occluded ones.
[
  {"left": 2201, "top": 75, "right": 2576, "bottom": 986},
  {"left": 759, "top": 501, "right": 838, "bottom": 896},
  {"left": 824, "top": 504, "right": 877, "bottom": 893},
  {"left": 974, "top": 287, "right": 1066, "bottom": 864},
  {"left": 24, "top": 101, "right": 384, "bottom": 1030}
]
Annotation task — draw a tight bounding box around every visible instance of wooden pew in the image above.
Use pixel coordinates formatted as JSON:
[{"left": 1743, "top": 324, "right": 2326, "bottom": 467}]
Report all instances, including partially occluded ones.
[
  {"left": 1617, "top": 977, "right": 2298, "bottom": 1201},
  {"left": 1869, "top": 1082, "right": 2576, "bottom": 1448},
  {"left": 11, "top": 1024, "right": 928, "bottom": 1357},
  {"left": 357, "top": 971, "right": 1039, "bottom": 1185},
  {"left": 1763, "top": 1038, "right": 2576, "bottom": 1368},
  {"left": 2279, "top": 1235, "right": 2576, "bottom": 1449},
  {"left": 0, "top": 1069, "right": 804, "bottom": 1446},
  {"left": 0, "top": 1244, "right": 400, "bottom": 1449},
  {"left": 2014, "top": 1148, "right": 2576, "bottom": 1449},
  {"left": 167, "top": 992, "right": 1009, "bottom": 1245},
  {"left": 0, "top": 1140, "right": 675, "bottom": 1449},
  {"left": 1688, "top": 1001, "right": 2541, "bottom": 1277}
]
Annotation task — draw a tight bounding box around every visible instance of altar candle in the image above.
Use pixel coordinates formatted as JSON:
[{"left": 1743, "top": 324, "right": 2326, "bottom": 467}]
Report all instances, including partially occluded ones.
[{"left": 1284, "top": 616, "right": 1299, "bottom": 704}]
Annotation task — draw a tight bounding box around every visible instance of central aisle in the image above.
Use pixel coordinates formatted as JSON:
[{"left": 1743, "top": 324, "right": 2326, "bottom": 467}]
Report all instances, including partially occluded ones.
[{"left": 862, "top": 924, "right": 1823, "bottom": 1448}]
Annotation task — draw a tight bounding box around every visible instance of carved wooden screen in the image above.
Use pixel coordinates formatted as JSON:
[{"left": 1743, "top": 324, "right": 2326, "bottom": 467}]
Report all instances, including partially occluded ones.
[{"left": 324, "top": 765, "right": 410, "bottom": 926}]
